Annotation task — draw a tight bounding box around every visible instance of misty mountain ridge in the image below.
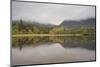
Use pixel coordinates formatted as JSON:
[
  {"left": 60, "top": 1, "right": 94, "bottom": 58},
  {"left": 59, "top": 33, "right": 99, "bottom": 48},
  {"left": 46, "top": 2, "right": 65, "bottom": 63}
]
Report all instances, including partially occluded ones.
[
  {"left": 60, "top": 18, "right": 96, "bottom": 28},
  {"left": 13, "top": 18, "right": 95, "bottom": 28}
]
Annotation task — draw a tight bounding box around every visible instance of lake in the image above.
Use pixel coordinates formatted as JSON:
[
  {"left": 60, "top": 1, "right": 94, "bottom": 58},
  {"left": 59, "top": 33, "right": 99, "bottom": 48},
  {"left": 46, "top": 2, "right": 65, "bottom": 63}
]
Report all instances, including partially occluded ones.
[{"left": 11, "top": 36, "right": 96, "bottom": 66}]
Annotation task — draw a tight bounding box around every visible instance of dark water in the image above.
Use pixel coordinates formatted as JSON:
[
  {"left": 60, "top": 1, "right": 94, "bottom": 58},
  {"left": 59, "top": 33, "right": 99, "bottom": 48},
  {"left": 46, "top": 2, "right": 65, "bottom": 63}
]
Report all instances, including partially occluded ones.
[{"left": 12, "top": 36, "right": 96, "bottom": 66}]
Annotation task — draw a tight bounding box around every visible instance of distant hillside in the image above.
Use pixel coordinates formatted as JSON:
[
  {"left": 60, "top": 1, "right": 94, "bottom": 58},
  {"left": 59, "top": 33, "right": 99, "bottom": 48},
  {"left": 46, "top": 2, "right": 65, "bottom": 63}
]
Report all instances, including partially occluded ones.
[
  {"left": 82, "top": 18, "right": 96, "bottom": 27},
  {"left": 12, "top": 20, "right": 56, "bottom": 28},
  {"left": 60, "top": 18, "right": 96, "bottom": 28}
]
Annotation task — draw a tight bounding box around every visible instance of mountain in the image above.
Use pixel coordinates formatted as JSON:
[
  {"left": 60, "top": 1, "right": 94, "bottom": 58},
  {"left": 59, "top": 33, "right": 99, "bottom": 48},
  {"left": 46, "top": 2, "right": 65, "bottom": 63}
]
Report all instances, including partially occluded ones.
[
  {"left": 82, "top": 18, "right": 96, "bottom": 27},
  {"left": 60, "top": 18, "right": 96, "bottom": 28}
]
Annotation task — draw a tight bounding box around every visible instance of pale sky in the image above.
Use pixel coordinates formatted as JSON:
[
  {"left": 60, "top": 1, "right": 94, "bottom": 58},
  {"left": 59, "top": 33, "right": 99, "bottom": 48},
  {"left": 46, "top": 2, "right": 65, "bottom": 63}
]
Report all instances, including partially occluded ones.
[{"left": 12, "top": 1, "right": 95, "bottom": 25}]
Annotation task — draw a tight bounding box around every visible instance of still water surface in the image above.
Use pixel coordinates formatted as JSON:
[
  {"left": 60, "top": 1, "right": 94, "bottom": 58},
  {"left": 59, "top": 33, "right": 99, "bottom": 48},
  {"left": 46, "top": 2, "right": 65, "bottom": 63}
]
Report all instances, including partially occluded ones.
[{"left": 12, "top": 36, "right": 96, "bottom": 66}]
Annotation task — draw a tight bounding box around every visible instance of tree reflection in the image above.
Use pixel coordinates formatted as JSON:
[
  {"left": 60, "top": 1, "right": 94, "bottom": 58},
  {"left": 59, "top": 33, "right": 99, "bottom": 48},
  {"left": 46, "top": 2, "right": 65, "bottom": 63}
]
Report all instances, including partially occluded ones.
[{"left": 12, "top": 36, "right": 95, "bottom": 50}]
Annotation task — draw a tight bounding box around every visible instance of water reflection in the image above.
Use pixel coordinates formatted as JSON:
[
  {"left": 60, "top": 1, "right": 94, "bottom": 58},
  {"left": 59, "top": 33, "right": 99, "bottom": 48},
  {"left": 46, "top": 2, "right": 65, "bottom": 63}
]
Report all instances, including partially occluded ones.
[
  {"left": 12, "top": 36, "right": 95, "bottom": 50},
  {"left": 12, "top": 36, "right": 96, "bottom": 66}
]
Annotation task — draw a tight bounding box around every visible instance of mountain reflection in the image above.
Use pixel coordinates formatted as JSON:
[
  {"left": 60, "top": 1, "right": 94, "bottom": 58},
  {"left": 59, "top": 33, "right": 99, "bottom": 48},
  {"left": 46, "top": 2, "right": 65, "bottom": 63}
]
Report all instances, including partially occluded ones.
[{"left": 12, "top": 36, "right": 95, "bottom": 50}]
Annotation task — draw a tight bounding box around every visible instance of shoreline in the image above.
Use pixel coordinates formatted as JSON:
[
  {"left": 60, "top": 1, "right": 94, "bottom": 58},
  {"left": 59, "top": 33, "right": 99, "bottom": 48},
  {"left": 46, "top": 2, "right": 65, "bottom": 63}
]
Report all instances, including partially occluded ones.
[{"left": 12, "top": 34, "right": 82, "bottom": 37}]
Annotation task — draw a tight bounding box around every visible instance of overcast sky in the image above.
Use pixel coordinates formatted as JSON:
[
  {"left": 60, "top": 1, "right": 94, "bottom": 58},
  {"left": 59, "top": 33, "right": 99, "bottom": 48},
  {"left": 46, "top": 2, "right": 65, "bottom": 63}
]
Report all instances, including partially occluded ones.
[{"left": 12, "top": 1, "right": 95, "bottom": 25}]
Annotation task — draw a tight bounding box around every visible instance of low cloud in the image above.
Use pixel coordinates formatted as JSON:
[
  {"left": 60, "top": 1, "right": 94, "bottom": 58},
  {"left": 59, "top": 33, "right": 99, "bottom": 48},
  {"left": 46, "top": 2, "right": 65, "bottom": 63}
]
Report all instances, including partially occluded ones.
[{"left": 12, "top": 1, "right": 95, "bottom": 25}]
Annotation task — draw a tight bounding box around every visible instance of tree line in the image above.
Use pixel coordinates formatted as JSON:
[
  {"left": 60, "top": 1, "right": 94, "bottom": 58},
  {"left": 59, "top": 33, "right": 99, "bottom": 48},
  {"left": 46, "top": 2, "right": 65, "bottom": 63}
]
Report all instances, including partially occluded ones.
[{"left": 12, "top": 20, "right": 96, "bottom": 35}]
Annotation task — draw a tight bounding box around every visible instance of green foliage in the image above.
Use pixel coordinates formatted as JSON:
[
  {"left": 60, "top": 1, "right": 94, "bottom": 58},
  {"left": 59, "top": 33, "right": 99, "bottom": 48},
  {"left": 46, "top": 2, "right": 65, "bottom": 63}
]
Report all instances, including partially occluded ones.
[
  {"left": 49, "top": 27, "right": 65, "bottom": 34},
  {"left": 12, "top": 20, "right": 95, "bottom": 36}
]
